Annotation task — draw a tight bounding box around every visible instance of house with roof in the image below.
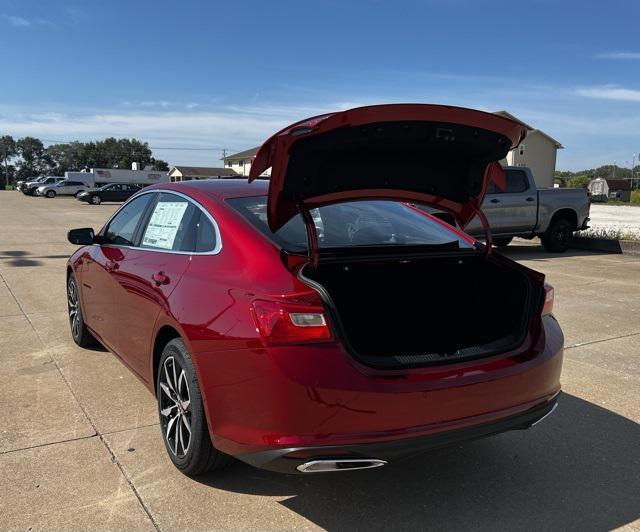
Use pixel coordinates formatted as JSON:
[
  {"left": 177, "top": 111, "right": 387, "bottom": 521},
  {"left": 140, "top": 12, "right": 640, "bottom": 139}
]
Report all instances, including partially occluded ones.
[
  {"left": 588, "top": 177, "right": 632, "bottom": 202},
  {"left": 222, "top": 147, "right": 270, "bottom": 177},
  {"left": 169, "top": 166, "right": 238, "bottom": 182},
  {"left": 494, "top": 111, "right": 563, "bottom": 188}
]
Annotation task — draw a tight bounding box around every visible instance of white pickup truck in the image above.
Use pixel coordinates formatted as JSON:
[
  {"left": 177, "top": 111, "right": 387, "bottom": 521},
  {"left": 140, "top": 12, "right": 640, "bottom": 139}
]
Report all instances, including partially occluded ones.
[{"left": 462, "top": 166, "right": 591, "bottom": 252}]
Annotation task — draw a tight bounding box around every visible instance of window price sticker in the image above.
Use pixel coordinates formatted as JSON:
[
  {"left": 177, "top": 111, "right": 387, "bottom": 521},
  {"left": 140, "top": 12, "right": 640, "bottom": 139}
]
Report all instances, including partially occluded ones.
[{"left": 142, "top": 202, "right": 188, "bottom": 249}]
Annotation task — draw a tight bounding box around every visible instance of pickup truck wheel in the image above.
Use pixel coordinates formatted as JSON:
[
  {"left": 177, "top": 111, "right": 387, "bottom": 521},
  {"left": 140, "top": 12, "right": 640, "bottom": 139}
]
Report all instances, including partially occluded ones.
[
  {"left": 541, "top": 219, "right": 573, "bottom": 253},
  {"left": 46, "top": 190, "right": 56, "bottom": 198},
  {"left": 493, "top": 237, "right": 512, "bottom": 248}
]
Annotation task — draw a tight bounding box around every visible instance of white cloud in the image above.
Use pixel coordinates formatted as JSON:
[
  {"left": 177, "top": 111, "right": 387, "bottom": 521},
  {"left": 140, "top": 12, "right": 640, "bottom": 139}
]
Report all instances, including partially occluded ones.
[
  {"left": 1, "top": 14, "right": 31, "bottom": 27},
  {"left": 596, "top": 52, "right": 640, "bottom": 61},
  {"left": 575, "top": 85, "right": 640, "bottom": 102},
  {"left": 1, "top": 13, "right": 55, "bottom": 28},
  {"left": 0, "top": 104, "right": 344, "bottom": 164}
]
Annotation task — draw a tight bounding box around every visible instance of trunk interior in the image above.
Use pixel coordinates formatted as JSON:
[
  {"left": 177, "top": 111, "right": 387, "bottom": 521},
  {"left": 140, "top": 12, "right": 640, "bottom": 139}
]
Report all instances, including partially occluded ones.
[{"left": 303, "top": 254, "right": 538, "bottom": 368}]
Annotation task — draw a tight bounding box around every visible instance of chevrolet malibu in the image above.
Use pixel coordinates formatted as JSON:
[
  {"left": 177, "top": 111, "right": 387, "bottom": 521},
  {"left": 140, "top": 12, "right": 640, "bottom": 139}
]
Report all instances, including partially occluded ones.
[{"left": 66, "top": 104, "right": 563, "bottom": 476}]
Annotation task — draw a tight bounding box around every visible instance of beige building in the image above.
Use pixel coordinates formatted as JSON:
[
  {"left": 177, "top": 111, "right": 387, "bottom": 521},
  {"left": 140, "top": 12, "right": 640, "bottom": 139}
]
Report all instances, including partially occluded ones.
[
  {"left": 222, "top": 147, "right": 271, "bottom": 178},
  {"left": 169, "top": 166, "right": 237, "bottom": 182},
  {"left": 495, "top": 111, "right": 563, "bottom": 188}
]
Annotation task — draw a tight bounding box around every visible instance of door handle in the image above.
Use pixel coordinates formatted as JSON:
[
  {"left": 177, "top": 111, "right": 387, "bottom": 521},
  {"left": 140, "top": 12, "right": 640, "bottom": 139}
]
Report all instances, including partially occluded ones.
[
  {"left": 105, "top": 260, "right": 119, "bottom": 271},
  {"left": 152, "top": 272, "right": 170, "bottom": 286},
  {"left": 490, "top": 198, "right": 500, "bottom": 204},
  {"left": 525, "top": 197, "right": 535, "bottom": 202}
]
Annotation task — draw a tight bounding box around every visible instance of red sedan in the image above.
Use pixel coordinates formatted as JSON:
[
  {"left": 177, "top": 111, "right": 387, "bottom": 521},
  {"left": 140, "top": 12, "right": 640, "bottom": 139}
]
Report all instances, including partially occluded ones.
[{"left": 66, "top": 104, "right": 562, "bottom": 475}]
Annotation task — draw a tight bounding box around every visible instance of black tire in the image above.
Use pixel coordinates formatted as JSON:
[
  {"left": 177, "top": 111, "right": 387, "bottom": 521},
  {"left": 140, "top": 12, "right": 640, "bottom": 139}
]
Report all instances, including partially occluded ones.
[
  {"left": 46, "top": 190, "right": 56, "bottom": 198},
  {"left": 90, "top": 195, "right": 101, "bottom": 205},
  {"left": 157, "top": 338, "right": 229, "bottom": 476},
  {"left": 67, "top": 273, "right": 96, "bottom": 347},
  {"left": 541, "top": 218, "right": 573, "bottom": 253},
  {"left": 493, "top": 237, "right": 513, "bottom": 248}
]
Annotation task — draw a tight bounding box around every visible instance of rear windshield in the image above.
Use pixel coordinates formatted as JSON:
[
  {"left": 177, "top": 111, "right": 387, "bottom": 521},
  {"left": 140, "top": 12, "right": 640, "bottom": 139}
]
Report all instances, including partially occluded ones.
[{"left": 227, "top": 196, "right": 474, "bottom": 251}]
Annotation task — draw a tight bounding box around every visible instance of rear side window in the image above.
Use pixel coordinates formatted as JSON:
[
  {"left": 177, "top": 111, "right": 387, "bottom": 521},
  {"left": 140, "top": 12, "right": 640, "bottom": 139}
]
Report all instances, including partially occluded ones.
[
  {"left": 505, "top": 170, "right": 529, "bottom": 193},
  {"left": 140, "top": 193, "right": 201, "bottom": 252},
  {"left": 195, "top": 213, "right": 217, "bottom": 252},
  {"left": 104, "top": 193, "right": 155, "bottom": 246},
  {"left": 228, "top": 197, "right": 474, "bottom": 251}
]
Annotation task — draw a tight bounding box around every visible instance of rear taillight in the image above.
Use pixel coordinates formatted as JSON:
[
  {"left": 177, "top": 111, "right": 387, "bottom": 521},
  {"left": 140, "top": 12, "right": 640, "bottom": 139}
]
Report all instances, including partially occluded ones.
[
  {"left": 541, "top": 283, "right": 554, "bottom": 317},
  {"left": 252, "top": 300, "right": 332, "bottom": 346}
]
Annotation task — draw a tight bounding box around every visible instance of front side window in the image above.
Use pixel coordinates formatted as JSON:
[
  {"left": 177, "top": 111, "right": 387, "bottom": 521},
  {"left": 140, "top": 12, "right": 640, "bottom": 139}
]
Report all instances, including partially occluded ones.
[
  {"left": 140, "top": 193, "right": 201, "bottom": 252},
  {"left": 228, "top": 197, "right": 474, "bottom": 251},
  {"left": 104, "top": 193, "right": 155, "bottom": 246}
]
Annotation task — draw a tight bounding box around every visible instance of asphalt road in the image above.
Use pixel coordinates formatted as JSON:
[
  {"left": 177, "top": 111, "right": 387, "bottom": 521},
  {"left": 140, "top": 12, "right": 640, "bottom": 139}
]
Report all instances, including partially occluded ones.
[{"left": 1, "top": 193, "right": 639, "bottom": 531}]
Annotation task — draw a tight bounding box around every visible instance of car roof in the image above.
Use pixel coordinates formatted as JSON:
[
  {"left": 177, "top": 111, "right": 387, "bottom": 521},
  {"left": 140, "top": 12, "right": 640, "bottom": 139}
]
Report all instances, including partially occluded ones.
[{"left": 154, "top": 178, "right": 269, "bottom": 200}]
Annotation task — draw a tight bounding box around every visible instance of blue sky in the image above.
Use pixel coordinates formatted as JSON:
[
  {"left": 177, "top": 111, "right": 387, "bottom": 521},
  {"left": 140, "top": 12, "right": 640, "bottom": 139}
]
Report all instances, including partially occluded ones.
[{"left": 1, "top": 0, "right": 639, "bottom": 170}]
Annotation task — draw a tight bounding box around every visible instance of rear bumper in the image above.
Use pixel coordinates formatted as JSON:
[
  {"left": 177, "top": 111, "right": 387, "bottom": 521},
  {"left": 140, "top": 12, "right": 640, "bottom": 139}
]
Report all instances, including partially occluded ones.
[
  {"left": 193, "top": 316, "right": 563, "bottom": 468},
  {"left": 238, "top": 394, "right": 559, "bottom": 473}
]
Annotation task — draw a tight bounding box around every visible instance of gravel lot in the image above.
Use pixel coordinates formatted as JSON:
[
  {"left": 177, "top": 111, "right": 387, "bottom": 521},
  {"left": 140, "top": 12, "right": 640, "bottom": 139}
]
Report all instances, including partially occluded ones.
[
  {"left": 582, "top": 203, "right": 640, "bottom": 238},
  {"left": 1, "top": 193, "right": 639, "bottom": 531}
]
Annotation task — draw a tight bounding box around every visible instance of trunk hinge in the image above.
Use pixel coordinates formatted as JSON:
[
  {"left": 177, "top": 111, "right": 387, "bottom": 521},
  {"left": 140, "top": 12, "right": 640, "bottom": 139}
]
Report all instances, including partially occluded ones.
[
  {"left": 297, "top": 202, "right": 320, "bottom": 269},
  {"left": 466, "top": 203, "right": 493, "bottom": 256}
]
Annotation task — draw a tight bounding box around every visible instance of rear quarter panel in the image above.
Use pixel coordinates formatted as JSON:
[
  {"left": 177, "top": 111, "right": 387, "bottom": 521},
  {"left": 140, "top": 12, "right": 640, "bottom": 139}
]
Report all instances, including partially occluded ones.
[{"left": 536, "top": 188, "right": 590, "bottom": 232}]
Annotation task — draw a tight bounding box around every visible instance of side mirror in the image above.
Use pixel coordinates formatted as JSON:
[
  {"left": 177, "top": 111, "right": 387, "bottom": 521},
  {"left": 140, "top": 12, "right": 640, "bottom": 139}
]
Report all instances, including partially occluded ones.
[{"left": 67, "top": 227, "right": 96, "bottom": 245}]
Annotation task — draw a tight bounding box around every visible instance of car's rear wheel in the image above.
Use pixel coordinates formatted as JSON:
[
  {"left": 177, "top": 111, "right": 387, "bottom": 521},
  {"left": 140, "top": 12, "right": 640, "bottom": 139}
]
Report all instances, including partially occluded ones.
[
  {"left": 90, "top": 195, "right": 101, "bottom": 205},
  {"left": 67, "top": 273, "right": 96, "bottom": 347},
  {"left": 157, "top": 338, "right": 229, "bottom": 476},
  {"left": 541, "top": 218, "right": 573, "bottom": 253},
  {"left": 46, "top": 190, "right": 56, "bottom": 198}
]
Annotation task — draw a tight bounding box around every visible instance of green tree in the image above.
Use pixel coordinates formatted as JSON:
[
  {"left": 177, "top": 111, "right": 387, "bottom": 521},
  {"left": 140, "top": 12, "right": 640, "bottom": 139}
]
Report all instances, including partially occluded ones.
[
  {"left": 0, "top": 135, "right": 17, "bottom": 187},
  {"left": 566, "top": 174, "right": 592, "bottom": 188},
  {"left": 16, "top": 137, "right": 47, "bottom": 179}
]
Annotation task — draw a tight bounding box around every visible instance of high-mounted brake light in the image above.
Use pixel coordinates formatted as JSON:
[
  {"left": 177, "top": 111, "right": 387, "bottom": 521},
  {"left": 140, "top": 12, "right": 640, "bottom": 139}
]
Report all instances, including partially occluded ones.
[
  {"left": 252, "top": 300, "right": 332, "bottom": 346},
  {"left": 541, "top": 283, "right": 554, "bottom": 317}
]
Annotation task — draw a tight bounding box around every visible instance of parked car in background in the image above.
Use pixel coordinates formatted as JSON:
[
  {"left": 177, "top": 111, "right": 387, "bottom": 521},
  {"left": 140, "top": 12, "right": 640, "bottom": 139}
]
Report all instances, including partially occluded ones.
[
  {"left": 37, "top": 180, "right": 90, "bottom": 198},
  {"left": 16, "top": 176, "right": 42, "bottom": 192},
  {"left": 66, "top": 104, "right": 562, "bottom": 477},
  {"left": 77, "top": 183, "right": 142, "bottom": 205},
  {"left": 22, "top": 176, "right": 65, "bottom": 195}
]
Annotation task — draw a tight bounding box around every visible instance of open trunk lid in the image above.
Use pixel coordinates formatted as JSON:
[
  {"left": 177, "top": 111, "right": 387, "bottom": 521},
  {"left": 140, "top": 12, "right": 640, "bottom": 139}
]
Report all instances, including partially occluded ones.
[{"left": 248, "top": 104, "right": 526, "bottom": 265}]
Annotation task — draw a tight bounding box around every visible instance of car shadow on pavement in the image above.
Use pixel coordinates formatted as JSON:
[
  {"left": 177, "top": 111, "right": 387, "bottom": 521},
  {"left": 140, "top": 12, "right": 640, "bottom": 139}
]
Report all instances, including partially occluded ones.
[
  {"left": 197, "top": 393, "right": 639, "bottom": 531},
  {"left": 0, "top": 250, "right": 70, "bottom": 267}
]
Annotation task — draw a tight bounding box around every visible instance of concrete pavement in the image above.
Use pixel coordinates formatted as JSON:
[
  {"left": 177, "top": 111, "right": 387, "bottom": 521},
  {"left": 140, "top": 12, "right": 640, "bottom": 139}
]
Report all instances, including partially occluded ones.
[{"left": 1, "top": 193, "right": 639, "bottom": 531}]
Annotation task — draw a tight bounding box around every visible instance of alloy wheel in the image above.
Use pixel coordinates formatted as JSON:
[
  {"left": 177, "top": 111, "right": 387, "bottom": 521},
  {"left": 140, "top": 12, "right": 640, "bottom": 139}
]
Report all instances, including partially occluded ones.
[
  {"left": 67, "top": 278, "right": 80, "bottom": 339},
  {"left": 159, "top": 356, "right": 192, "bottom": 458}
]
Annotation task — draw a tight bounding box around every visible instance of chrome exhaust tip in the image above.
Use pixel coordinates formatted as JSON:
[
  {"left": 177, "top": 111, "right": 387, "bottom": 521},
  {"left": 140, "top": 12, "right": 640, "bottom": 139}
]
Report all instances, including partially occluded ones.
[{"left": 296, "top": 458, "right": 387, "bottom": 473}]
